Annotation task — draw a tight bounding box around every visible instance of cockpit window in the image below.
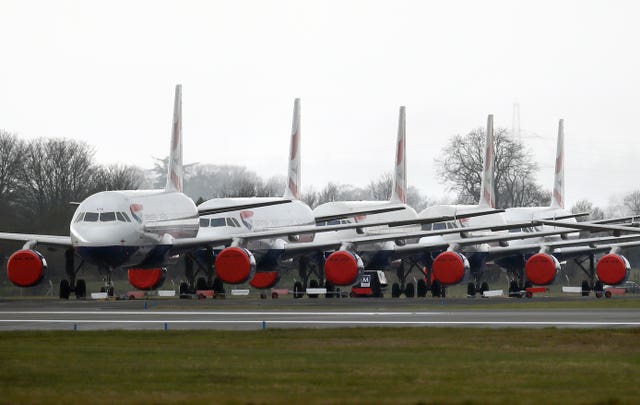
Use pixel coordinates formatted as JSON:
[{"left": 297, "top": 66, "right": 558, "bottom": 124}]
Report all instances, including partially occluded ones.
[
  {"left": 100, "top": 212, "right": 116, "bottom": 222},
  {"left": 230, "top": 218, "right": 241, "bottom": 227},
  {"left": 433, "top": 223, "right": 446, "bottom": 231},
  {"left": 84, "top": 212, "right": 99, "bottom": 222},
  {"left": 116, "top": 212, "right": 131, "bottom": 222},
  {"left": 74, "top": 212, "right": 85, "bottom": 223},
  {"left": 211, "top": 218, "right": 226, "bottom": 227},
  {"left": 199, "top": 218, "right": 210, "bottom": 227}
]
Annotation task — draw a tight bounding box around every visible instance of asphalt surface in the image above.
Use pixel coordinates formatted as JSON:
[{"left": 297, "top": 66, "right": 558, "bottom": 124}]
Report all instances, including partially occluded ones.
[{"left": 1, "top": 296, "right": 639, "bottom": 330}]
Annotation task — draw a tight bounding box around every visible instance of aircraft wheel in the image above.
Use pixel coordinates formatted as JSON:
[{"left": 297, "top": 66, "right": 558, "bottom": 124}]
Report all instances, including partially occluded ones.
[
  {"left": 271, "top": 291, "right": 279, "bottom": 299},
  {"left": 260, "top": 292, "right": 267, "bottom": 299},
  {"left": 417, "top": 279, "right": 427, "bottom": 297},
  {"left": 431, "top": 280, "right": 442, "bottom": 297},
  {"left": 391, "top": 283, "right": 400, "bottom": 298},
  {"left": 467, "top": 282, "right": 476, "bottom": 297},
  {"left": 594, "top": 280, "right": 604, "bottom": 293},
  {"left": 293, "top": 282, "right": 303, "bottom": 299},
  {"left": 480, "top": 282, "right": 489, "bottom": 294},
  {"left": 405, "top": 282, "right": 415, "bottom": 298},
  {"left": 179, "top": 281, "right": 189, "bottom": 297},
  {"left": 595, "top": 292, "right": 603, "bottom": 299},
  {"left": 59, "top": 280, "right": 71, "bottom": 300},
  {"left": 75, "top": 279, "right": 87, "bottom": 299},
  {"left": 325, "top": 281, "right": 335, "bottom": 298},
  {"left": 106, "top": 286, "right": 115, "bottom": 297},
  {"left": 308, "top": 279, "right": 319, "bottom": 298},
  {"left": 196, "top": 277, "right": 207, "bottom": 291},
  {"left": 581, "top": 280, "right": 590, "bottom": 296}
]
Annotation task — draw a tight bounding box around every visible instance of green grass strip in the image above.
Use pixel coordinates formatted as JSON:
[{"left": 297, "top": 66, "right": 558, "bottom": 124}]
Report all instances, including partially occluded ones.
[{"left": 1, "top": 328, "right": 639, "bottom": 404}]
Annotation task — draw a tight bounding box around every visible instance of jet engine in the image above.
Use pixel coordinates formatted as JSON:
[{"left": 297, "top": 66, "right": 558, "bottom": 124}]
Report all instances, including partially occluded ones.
[
  {"left": 324, "top": 250, "right": 364, "bottom": 286},
  {"left": 525, "top": 253, "right": 560, "bottom": 286},
  {"left": 249, "top": 271, "right": 280, "bottom": 289},
  {"left": 432, "top": 251, "right": 469, "bottom": 285},
  {"left": 6, "top": 249, "right": 47, "bottom": 287},
  {"left": 596, "top": 254, "right": 630, "bottom": 285},
  {"left": 214, "top": 247, "right": 256, "bottom": 284},
  {"left": 127, "top": 268, "right": 167, "bottom": 290}
]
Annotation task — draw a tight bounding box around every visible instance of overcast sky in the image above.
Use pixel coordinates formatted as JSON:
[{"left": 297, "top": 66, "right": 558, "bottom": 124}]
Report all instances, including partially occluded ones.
[{"left": 0, "top": 0, "right": 638, "bottom": 207}]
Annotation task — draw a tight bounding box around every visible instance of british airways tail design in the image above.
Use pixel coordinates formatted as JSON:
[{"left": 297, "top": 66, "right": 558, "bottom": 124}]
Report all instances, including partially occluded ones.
[
  {"left": 478, "top": 114, "right": 495, "bottom": 209},
  {"left": 165, "top": 85, "right": 183, "bottom": 193},
  {"left": 283, "top": 98, "right": 301, "bottom": 200},
  {"left": 551, "top": 119, "right": 564, "bottom": 209},
  {"left": 390, "top": 106, "right": 407, "bottom": 204}
]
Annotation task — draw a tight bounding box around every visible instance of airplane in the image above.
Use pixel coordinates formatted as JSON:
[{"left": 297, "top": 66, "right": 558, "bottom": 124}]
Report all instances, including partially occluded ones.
[
  {"left": 332, "top": 115, "right": 635, "bottom": 298},
  {"left": 485, "top": 119, "right": 640, "bottom": 296},
  {"left": 2, "top": 85, "right": 295, "bottom": 298},
  {"left": 190, "top": 103, "right": 499, "bottom": 297}
]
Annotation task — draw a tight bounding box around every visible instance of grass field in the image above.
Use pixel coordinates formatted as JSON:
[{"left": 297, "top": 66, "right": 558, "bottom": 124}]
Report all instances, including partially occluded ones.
[{"left": 1, "top": 328, "right": 639, "bottom": 404}]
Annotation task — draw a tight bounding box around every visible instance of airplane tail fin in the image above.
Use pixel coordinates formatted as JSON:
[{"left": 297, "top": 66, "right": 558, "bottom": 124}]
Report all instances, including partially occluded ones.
[
  {"left": 478, "top": 114, "right": 495, "bottom": 208},
  {"left": 551, "top": 119, "right": 565, "bottom": 209},
  {"left": 165, "top": 84, "right": 183, "bottom": 193},
  {"left": 390, "top": 106, "right": 407, "bottom": 204},
  {"left": 283, "top": 98, "right": 301, "bottom": 200}
]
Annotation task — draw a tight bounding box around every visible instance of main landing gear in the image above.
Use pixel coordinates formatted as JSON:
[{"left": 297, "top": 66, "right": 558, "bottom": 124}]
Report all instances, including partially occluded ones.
[
  {"left": 180, "top": 251, "right": 225, "bottom": 298},
  {"left": 391, "top": 259, "right": 426, "bottom": 298},
  {"left": 59, "top": 248, "right": 87, "bottom": 300}
]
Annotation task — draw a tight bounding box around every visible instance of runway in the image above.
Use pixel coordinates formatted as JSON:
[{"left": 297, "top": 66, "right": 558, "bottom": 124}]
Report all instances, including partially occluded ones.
[{"left": 1, "top": 298, "right": 639, "bottom": 330}]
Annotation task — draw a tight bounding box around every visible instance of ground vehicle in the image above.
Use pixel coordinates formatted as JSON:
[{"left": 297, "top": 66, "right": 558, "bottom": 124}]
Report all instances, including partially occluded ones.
[
  {"left": 350, "top": 271, "right": 388, "bottom": 298},
  {"left": 603, "top": 281, "right": 640, "bottom": 298}
]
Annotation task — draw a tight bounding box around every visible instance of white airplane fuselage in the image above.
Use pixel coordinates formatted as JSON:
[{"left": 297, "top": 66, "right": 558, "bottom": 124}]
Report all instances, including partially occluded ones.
[
  {"left": 313, "top": 201, "right": 419, "bottom": 267},
  {"left": 417, "top": 204, "right": 507, "bottom": 254},
  {"left": 197, "top": 197, "right": 315, "bottom": 264},
  {"left": 70, "top": 190, "right": 198, "bottom": 268}
]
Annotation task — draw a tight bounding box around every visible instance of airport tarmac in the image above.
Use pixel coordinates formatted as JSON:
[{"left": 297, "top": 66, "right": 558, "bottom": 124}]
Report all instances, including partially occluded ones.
[{"left": 1, "top": 297, "right": 639, "bottom": 330}]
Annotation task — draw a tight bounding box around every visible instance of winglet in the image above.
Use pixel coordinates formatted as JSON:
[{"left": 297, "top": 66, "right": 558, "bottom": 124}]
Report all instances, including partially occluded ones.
[
  {"left": 165, "top": 84, "right": 183, "bottom": 192},
  {"left": 390, "top": 106, "right": 407, "bottom": 204},
  {"left": 478, "top": 114, "right": 495, "bottom": 208},
  {"left": 551, "top": 119, "right": 565, "bottom": 209},
  {"left": 283, "top": 98, "right": 301, "bottom": 200}
]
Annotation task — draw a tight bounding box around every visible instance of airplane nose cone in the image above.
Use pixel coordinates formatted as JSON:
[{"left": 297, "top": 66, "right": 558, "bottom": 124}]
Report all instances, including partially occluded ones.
[{"left": 71, "top": 223, "right": 139, "bottom": 267}]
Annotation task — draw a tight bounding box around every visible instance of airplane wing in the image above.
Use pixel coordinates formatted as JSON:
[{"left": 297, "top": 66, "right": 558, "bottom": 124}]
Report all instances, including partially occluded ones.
[
  {"left": 485, "top": 234, "right": 640, "bottom": 260},
  {"left": 538, "top": 219, "right": 640, "bottom": 235},
  {"left": 0, "top": 232, "right": 72, "bottom": 247},
  {"left": 314, "top": 205, "right": 406, "bottom": 223},
  {"left": 198, "top": 199, "right": 293, "bottom": 216}
]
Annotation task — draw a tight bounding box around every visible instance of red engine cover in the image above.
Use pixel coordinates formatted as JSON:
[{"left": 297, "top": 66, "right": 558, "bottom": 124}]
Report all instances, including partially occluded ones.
[
  {"left": 324, "top": 251, "right": 362, "bottom": 286},
  {"left": 6, "top": 249, "right": 46, "bottom": 287},
  {"left": 128, "top": 268, "right": 166, "bottom": 290},
  {"left": 432, "top": 251, "right": 467, "bottom": 285},
  {"left": 596, "top": 254, "right": 630, "bottom": 285},
  {"left": 215, "top": 247, "right": 256, "bottom": 284},
  {"left": 249, "top": 272, "right": 280, "bottom": 289},
  {"left": 525, "top": 253, "right": 559, "bottom": 286}
]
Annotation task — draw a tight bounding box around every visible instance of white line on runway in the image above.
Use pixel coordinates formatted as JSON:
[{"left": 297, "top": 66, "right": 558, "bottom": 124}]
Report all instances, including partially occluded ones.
[
  {"left": 0, "top": 311, "right": 444, "bottom": 316},
  {"left": 1, "top": 319, "right": 640, "bottom": 326}
]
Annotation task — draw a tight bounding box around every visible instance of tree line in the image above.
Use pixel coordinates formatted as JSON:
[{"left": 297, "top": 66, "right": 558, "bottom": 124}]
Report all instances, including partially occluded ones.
[{"left": 1, "top": 127, "right": 638, "bottom": 237}]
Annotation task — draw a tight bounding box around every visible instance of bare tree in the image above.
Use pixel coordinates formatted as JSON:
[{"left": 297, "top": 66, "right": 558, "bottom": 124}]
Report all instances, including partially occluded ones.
[
  {"left": 367, "top": 172, "right": 393, "bottom": 201},
  {"left": 571, "top": 199, "right": 605, "bottom": 222},
  {"left": 623, "top": 190, "right": 640, "bottom": 215},
  {"left": 17, "top": 138, "right": 98, "bottom": 233},
  {"left": 435, "top": 127, "right": 548, "bottom": 208},
  {"left": 0, "top": 131, "right": 27, "bottom": 230},
  {"left": 91, "top": 164, "right": 146, "bottom": 191}
]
